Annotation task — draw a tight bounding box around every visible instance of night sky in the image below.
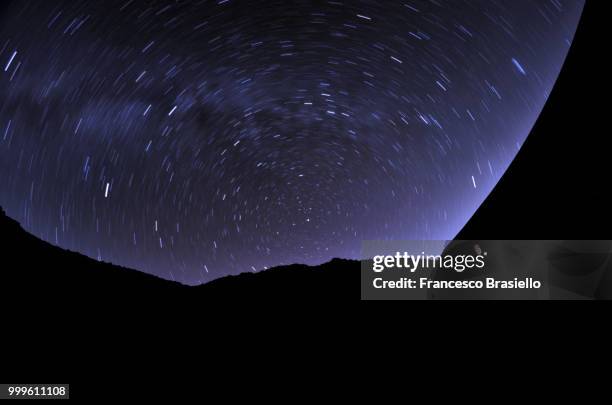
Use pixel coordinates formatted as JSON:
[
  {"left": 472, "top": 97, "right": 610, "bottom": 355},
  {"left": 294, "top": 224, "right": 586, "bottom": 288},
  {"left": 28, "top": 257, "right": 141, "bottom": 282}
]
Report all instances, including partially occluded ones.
[{"left": 0, "top": 0, "right": 584, "bottom": 284}]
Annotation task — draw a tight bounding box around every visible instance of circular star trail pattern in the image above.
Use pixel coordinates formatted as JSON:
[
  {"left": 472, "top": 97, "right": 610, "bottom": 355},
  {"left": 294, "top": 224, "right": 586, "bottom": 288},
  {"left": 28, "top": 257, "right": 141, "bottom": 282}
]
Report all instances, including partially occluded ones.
[{"left": 0, "top": 0, "right": 584, "bottom": 284}]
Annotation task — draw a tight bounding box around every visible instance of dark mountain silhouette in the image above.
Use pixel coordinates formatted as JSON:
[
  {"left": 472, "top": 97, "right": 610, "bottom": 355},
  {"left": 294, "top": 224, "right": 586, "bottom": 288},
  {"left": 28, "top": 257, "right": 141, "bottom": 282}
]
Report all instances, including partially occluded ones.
[
  {"left": 0, "top": 206, "right": 359, "bottom": 304},
  {"left": 195, "top": 258, "right": 358, "bottom": 299}
]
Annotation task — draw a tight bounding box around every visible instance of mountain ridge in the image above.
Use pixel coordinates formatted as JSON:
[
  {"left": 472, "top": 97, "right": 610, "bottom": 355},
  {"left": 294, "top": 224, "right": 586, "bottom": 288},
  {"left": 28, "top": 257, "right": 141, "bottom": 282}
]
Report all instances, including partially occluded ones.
[{"left": 0, "top": 206, "right": 359, "bottom": 302}]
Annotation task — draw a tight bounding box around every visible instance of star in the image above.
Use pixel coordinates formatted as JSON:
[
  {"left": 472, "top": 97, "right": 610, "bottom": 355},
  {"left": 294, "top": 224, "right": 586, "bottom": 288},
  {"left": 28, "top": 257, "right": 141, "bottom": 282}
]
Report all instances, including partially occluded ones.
[{"left": 0, "top": 0, "right": 585, "bottom": 284}]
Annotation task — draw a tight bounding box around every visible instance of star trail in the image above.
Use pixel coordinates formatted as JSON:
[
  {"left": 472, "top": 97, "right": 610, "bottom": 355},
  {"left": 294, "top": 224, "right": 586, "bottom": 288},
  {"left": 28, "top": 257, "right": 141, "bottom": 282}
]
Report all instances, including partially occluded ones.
[{"left": 0, "top": 0, "right": 584, "bottom": 284}]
